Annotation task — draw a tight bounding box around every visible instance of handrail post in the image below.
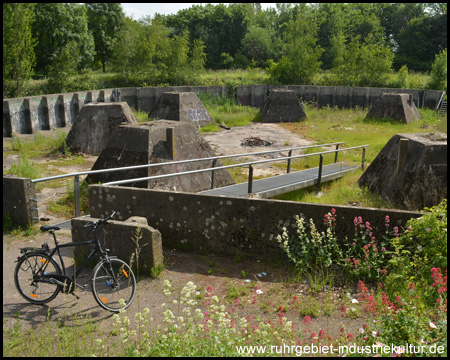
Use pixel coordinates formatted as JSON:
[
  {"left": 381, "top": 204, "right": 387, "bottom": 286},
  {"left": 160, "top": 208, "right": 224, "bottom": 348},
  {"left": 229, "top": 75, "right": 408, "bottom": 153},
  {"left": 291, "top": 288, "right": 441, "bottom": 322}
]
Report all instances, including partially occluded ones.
[
  {"left": 287, "top": 150, "right": 293, "bottom": 173},
  {"left": 74, "top": 175, "right": 80, "bottom": 217},
  {"left": 334, "top": 143, "right": 340, "bottom": 163},
  {"left": 248, "top": 164, "right": 253, "bottom": 194},
  {"left": 361, "top": 147, "right": 366, "bottom": 170},
  {"left": 211, "top": 159, "right": 217, "bottom": 189},
  {"left": 316, "top": 155, "right": 323, "bottom": 194}
]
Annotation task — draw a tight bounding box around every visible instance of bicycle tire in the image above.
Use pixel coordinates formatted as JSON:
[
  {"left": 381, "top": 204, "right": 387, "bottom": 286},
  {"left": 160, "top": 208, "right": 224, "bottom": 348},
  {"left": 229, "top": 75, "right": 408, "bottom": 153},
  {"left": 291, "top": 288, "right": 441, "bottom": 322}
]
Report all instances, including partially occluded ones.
[
  {"left": 91, "top": 258, "right": 136, "bottom": 312},
  {"left": 14, "top": 252, "right": 62, "bottom": 305}
]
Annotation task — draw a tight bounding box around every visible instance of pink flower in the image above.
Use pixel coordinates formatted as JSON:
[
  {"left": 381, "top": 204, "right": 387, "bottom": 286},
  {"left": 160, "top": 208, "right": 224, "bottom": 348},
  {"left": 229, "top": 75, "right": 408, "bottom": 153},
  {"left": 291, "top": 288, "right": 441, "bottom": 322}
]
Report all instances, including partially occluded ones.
[{"left": 303, "top": 316, "right": 312, "bottom": 325}]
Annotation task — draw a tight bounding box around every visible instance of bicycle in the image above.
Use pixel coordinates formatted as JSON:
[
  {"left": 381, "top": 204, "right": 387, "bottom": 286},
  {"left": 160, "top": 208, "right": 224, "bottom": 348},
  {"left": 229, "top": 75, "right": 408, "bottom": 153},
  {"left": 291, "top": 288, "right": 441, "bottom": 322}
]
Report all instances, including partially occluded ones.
[{"left": 14, "top": 211, "right": 136, "bottom": 312}]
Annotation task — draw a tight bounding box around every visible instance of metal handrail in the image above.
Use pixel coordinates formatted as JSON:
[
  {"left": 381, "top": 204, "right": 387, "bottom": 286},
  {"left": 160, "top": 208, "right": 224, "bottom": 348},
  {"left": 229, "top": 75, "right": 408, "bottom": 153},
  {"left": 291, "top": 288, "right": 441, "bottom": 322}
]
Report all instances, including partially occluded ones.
[
  {"left": 30, "top": 142, "right": 344, "bottom": 183},
  {"left": 30, "top": 141, "right": 366, "bottom": 217},
  {"left": 103, "top": 145, "right": 369, "bottom": 188},
  {"left": 436, "top": 91, "right": 446, "bottom": 111}
]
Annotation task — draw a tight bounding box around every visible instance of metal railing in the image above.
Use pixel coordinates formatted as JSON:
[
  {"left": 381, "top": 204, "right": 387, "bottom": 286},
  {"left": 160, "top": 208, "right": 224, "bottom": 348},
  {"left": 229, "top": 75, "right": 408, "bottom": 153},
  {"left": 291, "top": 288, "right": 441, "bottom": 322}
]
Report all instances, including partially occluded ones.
[
  {"left": 30, "top": 141, "right": 367, "bottom": 217},
  {"left": 104, "top": 144, "right": 368, "bottom": 194},
  {"left": 436, "top": 91, "right": 446, "bottom": 111}
]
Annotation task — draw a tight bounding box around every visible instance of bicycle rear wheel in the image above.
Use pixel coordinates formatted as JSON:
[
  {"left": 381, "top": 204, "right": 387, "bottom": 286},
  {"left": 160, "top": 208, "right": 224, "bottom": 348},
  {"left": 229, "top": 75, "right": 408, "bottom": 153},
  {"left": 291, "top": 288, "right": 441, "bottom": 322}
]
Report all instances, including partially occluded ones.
[
  {"left": 14, "top": 252, "right": 61, "bottom": 304},
  {"left": 91, "top": 258, "right": 136, "bottom": 312}
]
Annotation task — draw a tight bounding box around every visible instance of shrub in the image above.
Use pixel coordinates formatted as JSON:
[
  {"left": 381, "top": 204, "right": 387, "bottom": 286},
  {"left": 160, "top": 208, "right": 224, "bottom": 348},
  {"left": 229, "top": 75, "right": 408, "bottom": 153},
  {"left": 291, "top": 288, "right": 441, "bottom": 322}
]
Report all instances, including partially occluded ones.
[{"left": 427, "top": 49, "right": 447, "bottom": 90}]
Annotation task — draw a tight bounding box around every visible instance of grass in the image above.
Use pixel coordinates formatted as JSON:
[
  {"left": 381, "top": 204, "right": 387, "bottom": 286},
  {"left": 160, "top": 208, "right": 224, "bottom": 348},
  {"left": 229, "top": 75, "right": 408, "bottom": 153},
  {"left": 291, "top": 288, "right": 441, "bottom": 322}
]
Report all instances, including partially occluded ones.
[{"left": 7, "top": 68, "right": 437, "bottom": 99}]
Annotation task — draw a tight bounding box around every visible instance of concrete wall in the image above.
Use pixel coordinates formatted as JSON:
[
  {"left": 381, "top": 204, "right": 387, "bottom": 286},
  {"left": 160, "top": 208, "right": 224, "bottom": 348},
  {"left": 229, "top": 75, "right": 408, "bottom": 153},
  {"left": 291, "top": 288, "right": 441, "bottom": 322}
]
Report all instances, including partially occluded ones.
[
  {"left": 71, "top": 216, "right": 163, "bottom": 272},
  {"left": 3, "top": 85, "right": 443, "bottom": 137},
  {"left": 87, "top": 185, "right": 422, "bottom": 259},
  {"left": 3, "top": 89, "right": 120, "bottom": 137},
  {"left": 236, "top": 85, "right": 443, "bottom": 110},
  {"left": 3, "top": 176, "right": 38, "bottom": 228}
]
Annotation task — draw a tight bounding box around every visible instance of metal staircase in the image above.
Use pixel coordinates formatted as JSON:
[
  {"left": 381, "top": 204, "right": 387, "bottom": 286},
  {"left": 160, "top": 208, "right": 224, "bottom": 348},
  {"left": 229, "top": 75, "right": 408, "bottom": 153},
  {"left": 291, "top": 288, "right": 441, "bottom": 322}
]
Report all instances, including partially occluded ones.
[
  {"left": 437, "top": 91, "right": 447, "bottom": 116},
  {"left": 438, "top": 100, "right": 447, "bottom": 116}
]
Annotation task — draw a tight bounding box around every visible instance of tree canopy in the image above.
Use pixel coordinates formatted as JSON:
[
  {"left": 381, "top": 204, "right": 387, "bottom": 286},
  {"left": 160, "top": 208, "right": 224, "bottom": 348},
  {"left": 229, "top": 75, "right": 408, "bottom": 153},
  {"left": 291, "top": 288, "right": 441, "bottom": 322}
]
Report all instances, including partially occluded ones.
[{"left": 2, "top": 2, "right": 447, "bottom": 95}]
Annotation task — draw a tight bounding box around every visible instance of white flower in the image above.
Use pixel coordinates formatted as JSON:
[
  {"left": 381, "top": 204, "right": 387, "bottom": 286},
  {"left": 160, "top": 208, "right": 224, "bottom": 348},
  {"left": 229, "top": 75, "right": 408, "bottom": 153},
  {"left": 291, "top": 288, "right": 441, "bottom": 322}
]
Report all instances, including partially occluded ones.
[
  {"left": 256, "top": 289, "right": 263, "bottom": 295},
  {"left": 429, "top": 322, "right": 437, "bottom": 329},
  {"left": 351, "top": 299, "right": 359, "bottom": 304}
]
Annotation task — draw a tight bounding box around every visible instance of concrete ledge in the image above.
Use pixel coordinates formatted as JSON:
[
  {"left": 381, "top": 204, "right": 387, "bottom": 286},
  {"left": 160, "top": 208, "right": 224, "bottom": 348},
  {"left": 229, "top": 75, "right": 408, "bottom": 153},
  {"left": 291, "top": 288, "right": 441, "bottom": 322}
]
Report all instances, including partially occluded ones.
[
  {"left": 71, "top": 216, "right": 163, "bottom": 273},
  {"left": 87, "top": 185, "right": 422, "bottom": 259}
]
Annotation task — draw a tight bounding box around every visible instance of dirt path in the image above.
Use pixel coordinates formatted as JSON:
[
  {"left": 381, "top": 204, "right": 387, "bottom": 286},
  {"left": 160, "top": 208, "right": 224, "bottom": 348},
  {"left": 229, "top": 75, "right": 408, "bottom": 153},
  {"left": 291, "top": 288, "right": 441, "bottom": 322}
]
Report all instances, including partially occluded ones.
[{"left": 203, "top": 123, "right": 314, "bottom": 177}]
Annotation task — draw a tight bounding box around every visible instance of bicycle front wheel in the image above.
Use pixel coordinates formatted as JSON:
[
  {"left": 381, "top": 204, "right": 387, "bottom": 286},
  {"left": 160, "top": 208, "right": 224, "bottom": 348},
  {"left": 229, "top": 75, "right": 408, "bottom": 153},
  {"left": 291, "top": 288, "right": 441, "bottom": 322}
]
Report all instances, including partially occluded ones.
[
  {"left": 91, "top": 258, "right": 136, "bottom": 312},
  {"left": 14, "top": 252, "right": 61, "bottom": 305}
]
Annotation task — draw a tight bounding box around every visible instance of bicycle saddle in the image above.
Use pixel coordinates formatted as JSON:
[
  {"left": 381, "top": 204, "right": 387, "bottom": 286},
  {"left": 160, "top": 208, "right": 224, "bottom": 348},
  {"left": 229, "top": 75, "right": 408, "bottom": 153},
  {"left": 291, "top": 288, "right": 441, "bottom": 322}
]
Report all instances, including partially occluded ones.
[{"left": 40, "top": 225, "right": 61, "bottom": 232}]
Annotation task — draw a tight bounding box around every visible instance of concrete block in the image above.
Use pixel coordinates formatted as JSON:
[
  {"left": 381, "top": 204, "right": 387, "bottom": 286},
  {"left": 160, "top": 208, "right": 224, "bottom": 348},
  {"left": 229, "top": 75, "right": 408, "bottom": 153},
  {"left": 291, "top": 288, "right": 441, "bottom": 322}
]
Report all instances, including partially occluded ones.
[
  {"left": 3, "top": 176, "right": 38, "bottom": 228},
  {"left": 261, "top": 89, "right": 307, "bottom": 123},
  {"left": 148, "top": 92, "right": 214, "bottom": 127},
  {"left": 71, "top": 216, "right": 163, "bottom": 272},
  {"left": 65, "top": 102, "right": 138, "bottom": 155},
  {"left": 358, "top": 133, "right": 447, "bottom": 210},
  {"left": 86, "top": 120, "right": 236, "bottom": 192},
  {"left": 365, "top": 93, "right": 421, "bottom": 123}
]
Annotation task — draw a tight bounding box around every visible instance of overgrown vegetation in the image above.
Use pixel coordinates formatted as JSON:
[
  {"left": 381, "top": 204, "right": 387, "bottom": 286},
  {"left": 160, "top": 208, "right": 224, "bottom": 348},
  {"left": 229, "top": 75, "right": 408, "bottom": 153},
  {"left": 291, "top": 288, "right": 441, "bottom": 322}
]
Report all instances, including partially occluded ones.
[
  {"left": 4, "top": 202, "right": 446, "bottom": 356},
  {"left": 3, "top": 3, "right": 447, "bottom": 98}
]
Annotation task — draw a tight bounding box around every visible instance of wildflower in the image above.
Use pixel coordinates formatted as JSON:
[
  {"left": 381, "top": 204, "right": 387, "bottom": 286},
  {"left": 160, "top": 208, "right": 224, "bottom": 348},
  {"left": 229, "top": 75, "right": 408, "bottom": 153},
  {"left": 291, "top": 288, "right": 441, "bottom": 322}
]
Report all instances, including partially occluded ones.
[
  {"left": 347, "top": 333, "right": 353, "bottom": 341},
  {"left": 303, "top": 316, "right": 312, "bottom": 325},
  {"left": 429, "top": 322, "right": 437, "bottom": 329}
]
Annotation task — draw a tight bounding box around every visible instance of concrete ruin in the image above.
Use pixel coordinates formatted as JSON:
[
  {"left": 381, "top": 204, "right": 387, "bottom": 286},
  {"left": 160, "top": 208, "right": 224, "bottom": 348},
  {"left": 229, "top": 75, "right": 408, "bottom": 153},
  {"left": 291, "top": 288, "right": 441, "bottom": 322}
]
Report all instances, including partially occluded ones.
[
  {"left": 148, "top": 92, "right": 214, "bottom": 127},
  {"left": 358, "top": 133, "right": 447, "bottom": 211},
  {"left": 260, "top": 89, "right": 307, "bottom": 123},
  {"left": 65, "top": 102, "right": 137, "bottom": 155},
  {"left": 365, "top": 93, "right": 421, "bottom": 124},
  {"left": 86, "top": 120, "right": 235, "bottom": 192}
]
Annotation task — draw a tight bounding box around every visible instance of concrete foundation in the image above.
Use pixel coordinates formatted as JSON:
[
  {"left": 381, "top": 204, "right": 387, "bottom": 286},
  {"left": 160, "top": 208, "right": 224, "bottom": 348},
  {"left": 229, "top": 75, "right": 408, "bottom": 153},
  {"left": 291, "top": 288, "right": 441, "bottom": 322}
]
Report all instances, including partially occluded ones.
[
  {"left": 65, "top": 102, "right": 138, "bottom": 155},
  {"left": 148, "top": 92, "right": 214, "bottom": 127},
  {"left": 260, "top": 89, "right": 307, "bottom": 123},
  {"left": 86, "top": 120, "right": 235, "bottom": 192},
  {"left": 87, "top": 185, "right": 422, "bottom": 259},
  {"left": 71, "top": 216, "right": 163, "bottom": 272},
  {"left": 365, "top": 93, "right": 421, "bottom": 123},
  {"left": 358, "top": 133, "right": 447, "bottom": 210},
  {"left": 3, "top": 176, "right": 38, "bottom": 228}
]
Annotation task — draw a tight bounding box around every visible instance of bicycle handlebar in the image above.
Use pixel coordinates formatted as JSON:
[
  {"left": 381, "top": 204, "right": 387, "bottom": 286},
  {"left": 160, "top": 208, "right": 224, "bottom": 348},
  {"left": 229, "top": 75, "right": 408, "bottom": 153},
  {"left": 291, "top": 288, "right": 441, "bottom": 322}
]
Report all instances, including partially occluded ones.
[{"left": 83, "top": 211, "right": 116, "bottom": 229}]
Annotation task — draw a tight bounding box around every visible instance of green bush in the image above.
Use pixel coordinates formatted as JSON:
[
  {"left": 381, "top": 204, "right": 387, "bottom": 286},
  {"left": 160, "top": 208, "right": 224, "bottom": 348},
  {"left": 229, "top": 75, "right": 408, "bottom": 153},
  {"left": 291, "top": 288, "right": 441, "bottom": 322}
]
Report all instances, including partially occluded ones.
[
  {"left": 427, "top": 49, "right": 447, "bottom": 90},
  {"left": 387, "top": 200, "right": 447, "bottom": 293}
]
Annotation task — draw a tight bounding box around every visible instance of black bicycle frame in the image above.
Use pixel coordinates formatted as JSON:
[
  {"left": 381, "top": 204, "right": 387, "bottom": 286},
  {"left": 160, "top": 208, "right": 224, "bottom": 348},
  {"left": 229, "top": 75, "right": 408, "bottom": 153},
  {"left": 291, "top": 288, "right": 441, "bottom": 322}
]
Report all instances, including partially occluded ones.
[{"left": 44, "top": 229, "right": 108, "bottom": 282}]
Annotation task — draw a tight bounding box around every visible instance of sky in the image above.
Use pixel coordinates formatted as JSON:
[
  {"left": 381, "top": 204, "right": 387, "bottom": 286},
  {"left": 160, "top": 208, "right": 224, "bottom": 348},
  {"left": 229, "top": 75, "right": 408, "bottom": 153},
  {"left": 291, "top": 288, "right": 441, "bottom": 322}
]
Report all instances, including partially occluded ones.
[{"left": 122, "top": 3, "right": 277, "bottom": 20}]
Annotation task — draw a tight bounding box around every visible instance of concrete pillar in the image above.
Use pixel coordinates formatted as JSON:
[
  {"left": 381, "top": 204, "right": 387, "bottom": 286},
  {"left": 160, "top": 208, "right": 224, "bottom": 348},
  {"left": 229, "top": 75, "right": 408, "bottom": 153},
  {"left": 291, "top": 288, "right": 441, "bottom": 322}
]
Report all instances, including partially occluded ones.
[
  {"left": 3, "top": 176, "right": 38, "bottom": 228},
  {"left": 3, "top": 100, "right": 12, "bottom": 137}
]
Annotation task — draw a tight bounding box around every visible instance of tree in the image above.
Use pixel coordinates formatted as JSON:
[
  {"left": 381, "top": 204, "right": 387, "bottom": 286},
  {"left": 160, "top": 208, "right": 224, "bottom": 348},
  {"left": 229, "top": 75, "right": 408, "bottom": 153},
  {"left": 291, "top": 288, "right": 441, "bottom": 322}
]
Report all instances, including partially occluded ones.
[
  {"left": 3, "top": 3, "right": 36, "bottom": 97},
  {"left": 268, "top": 5, "right": 323, "bottom": 84},
  {"left": 428, "top": 49, "right": 447, "bottom": 90},
  {"left": 86, "top": 3, "right": 125, "bottom": 72},
  {"left": 190, "top": 38, "right": 207, "bottom": 71},
  {"left": 32, "top": 3, "right": 95, "bottom": 74},
  {"left": 395, "top": 11, "right": 447, "bottom": 72},
  {"left": 241, "top": 26, "right": 274, "bottom": 67}
]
